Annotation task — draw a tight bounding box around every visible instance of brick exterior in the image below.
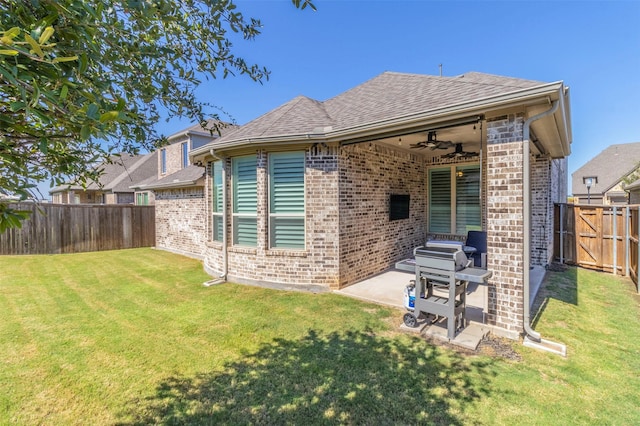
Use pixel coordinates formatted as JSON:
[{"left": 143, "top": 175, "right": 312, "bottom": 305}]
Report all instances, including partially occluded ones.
[
  {"left": 338, "top": 143, "right": 426, "bottom": 287},
  {"left": 485, "top": 115, "right": 525, "bottom": 337},
  {"left": 155, "top": 187, "right": 208, "bottom": 258},
  {"left": 531, "top": 156, "right": 554, "bottom": 266},
  {"left": 202, "top": 146, "right": 340, "bottom": 290},
  {"left": 159, "top": 138, "right": 188, "bottom": 178},
  {"left": 155, "top": 115, "right": 562, "bottom": 340}
]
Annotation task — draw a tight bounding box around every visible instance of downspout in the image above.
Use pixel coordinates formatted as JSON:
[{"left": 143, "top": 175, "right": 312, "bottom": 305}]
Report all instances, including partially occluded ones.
[
  {"left": 204, "top": 148, "right": 228, "bottom": 285},
  {"left": 522, "top": 99, "right": 567, "bottom": 356}
]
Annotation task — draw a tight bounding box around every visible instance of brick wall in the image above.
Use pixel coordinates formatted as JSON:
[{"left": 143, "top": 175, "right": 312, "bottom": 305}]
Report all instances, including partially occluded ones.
[
  {"left": 338, "top": 143, "right": 426, "bottom": 287},
  {"left": 155, "top": 186, "right": 208, "bottom": 258},
  {"left": 159, "top": 137, "right": 187, "bottom": 178},
  {"left": 531, "top": 155, "right": 553, "bottom": 266},
  {"left": 202, "top": 146, "right": 341, "bottom": 290},
  {"left": 485, "top": 114, "right": 525, "bottom": 337}
]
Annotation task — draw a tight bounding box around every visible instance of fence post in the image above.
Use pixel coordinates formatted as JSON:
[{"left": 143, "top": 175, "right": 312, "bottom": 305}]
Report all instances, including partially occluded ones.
[
  {"left": 626, "top": 206, "right": 630, "bottom": 277},
  {"left": 613, "top": 206, "right": 617, "bottom": 276},
  {"left": 560, "top": 203, "right": 565, "bottom": 264}
]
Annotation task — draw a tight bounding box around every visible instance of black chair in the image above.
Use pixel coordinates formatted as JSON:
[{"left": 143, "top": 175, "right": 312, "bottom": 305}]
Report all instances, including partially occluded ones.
[{"left": 466, "top": 231, "right": 487, "bottom": 268}]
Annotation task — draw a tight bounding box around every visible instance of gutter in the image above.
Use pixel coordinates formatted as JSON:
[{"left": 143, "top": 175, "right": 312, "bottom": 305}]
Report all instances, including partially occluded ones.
[
  {"left": 190, "top": 82, "right": 565, "bottom": 159},
  {"left": 203, "top": 148, "right": 228, "bottom": 286},
  {"left": 522, "top": 98, "right": 567, "bottom": 356}
]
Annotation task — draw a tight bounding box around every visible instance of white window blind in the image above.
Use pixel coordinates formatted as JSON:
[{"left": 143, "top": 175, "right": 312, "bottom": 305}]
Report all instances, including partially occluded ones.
[
  {"left": 211, "top": 161, "right": 224, "bottom": 242},
  {"left": 429, "top": 164, "right": 481, "bottom": 234},
  {"left": 455, "top": 166, "right": 481, "bottom": 233},
  {"left": 269, "top": 152, "right": 305, "bottom": 249},
  {"left": 232, "top": 155, "right": 257, "bottom": 246},
  {"left": 429, "top": 168, "right": 451, "bottom": 233}
]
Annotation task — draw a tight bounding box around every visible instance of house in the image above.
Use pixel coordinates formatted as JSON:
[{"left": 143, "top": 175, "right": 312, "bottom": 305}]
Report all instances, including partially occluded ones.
[
  {"left": 155, "top": 71, "right": 572, "bottom": 340},
  {"left": 135, "top": 120, "right": 237, "bottom": 255},
  {"left": 571, "top": 142, "right": 640, "bottom": 205},
  {"left": 50, "top": 152, "right": 157, "bottom": 204}
]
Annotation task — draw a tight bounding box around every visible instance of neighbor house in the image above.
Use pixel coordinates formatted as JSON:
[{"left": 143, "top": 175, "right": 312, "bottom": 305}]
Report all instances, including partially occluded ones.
[
  {"left": 135, "top": 120, "right": 237, "bottom": 256},
  {"left": 571, "top": 142, "right": 640, "bottom": 205},
  {"left": 155, "top": 71, "right": 572, "bottom": 340},
  {"left": 50, "top": 152, "right": 157, "bottom": 205}
]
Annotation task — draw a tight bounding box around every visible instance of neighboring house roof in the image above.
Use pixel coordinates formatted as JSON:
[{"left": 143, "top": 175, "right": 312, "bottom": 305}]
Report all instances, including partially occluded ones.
[
  {"left": 199, "top": 71, "right": 546, "bottom": 145},
  {"left": 49, "top": 152, "right": 157, "bottom": 194},
  {"left": 141, "top": 165, "right": 205, "bottom": 190},
  {"left": 571, "top": 142, "right": 640, "bottom": 195},
  {"left": 624, "top": 178, "right": 640, "bottom": 192}
]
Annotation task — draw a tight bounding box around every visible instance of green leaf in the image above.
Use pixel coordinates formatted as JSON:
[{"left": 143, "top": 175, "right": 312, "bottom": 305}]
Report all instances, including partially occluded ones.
[
  {"left": 80, "top": 124, "right": 91, "bottom": 140},
  {"left": 86, "top": 103, "right": 99, "bottom": 119},
  {"left": 0, "top": 49, "right": 19, "bottom": 56},
  {"left": 10, "top": 101, "right": 25, "bottom": 112},
  {"left": 25, "top": 34, "right": 44, "bottom": 58},
  {"left": 39, "top": 139, "right": 48, "bottom": 155},
  {"left": 38, "top": 26, "right": 55, "bottom": 44},
  {"left": 99, "top": 111, "right": 120, "bottom": 123},
  {"left": 52, "top": 55, "right": 78, "bottom": 63},
  {"left": 60, "top": 84, "right": 68, "bottom": 100}
]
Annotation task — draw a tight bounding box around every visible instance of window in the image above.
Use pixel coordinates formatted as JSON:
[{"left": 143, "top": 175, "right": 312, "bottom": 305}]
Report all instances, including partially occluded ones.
[
  {"left": 428, "top": 164, "right": 480, "bottom": 234},
  {"left": 136, "top": 192, "right": 149, "bottom": 205},
  {"left": 232, "top": 155, "right": 257, "bottom": 246},
  {"left": 269, "top": 152, "right": 305, "bottom": 249},
  {"left": 211, "top": 161, "right": 224, "bottom": 242},
  {"left": 160, "top": 149, "right": 167, "bottom": 174},
  {"left": 182, "top": 142, "right": 189, "bottom": 169}
]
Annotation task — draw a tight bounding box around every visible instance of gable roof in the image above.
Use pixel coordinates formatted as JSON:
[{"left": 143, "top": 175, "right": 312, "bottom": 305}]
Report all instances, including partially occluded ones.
[
  {"left": 571, "top": 142, "right": 640, "bottom": 195},
  {"left": 49, "top": 152, "right": 158, "bottom": 194},
  {"left": 201, "top": 71, "right": 551, "bottom": 150},
  {"left": 140, "top": 165, "right": 205, "bottom": 190}
]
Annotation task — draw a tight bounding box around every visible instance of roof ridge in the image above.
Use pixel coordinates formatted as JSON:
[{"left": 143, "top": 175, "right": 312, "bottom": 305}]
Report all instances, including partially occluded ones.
[{"left": 105, "top": 152, "right": 152, "bottom": 189}]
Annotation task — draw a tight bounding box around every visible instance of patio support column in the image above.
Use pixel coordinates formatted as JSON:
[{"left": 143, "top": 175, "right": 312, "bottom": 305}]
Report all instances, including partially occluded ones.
[{"left": 485, "top": 114, "right": 526, "bottom": 339}]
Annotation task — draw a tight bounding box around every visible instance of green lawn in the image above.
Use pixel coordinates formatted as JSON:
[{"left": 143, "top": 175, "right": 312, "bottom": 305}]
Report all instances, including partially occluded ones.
[{"left": 1, "top": 249, "right": 639, "bottom": 425}]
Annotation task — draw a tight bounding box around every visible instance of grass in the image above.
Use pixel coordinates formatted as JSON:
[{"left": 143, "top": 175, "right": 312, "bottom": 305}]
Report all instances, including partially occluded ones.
[{"left": 1, "top": 249, "right": 639, "bottom": 425}]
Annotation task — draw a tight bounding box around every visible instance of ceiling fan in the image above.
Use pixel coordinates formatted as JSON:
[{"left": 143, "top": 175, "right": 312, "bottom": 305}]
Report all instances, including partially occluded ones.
[
  {"left": 441, "top": 143, "right": 479, "bottom": 159},
  {"left": 410, "top": 131, "right": 455, "bottom": 150}
]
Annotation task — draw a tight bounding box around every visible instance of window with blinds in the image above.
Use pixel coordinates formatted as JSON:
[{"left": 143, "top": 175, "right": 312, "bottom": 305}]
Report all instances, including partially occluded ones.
[
  {"left": 269, "top": 152, "right": 305, "bottom": 249},
  {"left": 232, "top": 155, "right": 257, "bottom": 246},
  {"left": 455, "top": 165, "right": 481, "bottom": 233},
  {"left": 182, "top": 142, "right": 189, "bottom": 169},
  {"left": 160, "top": 149, "right": 166, "bottom": 174},
  {"left": 211, "top": 161, "right": 224, "bottom": 242},
  {"left": 428, "top": 164, "right": 480, "bottom": 234},
  {"left": 429, "top": 168, "right": 452, "bottom": 233}
]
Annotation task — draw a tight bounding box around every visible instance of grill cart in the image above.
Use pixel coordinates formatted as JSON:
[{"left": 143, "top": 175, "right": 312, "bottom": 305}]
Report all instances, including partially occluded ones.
[{"left": 398, "top": 242, "right": 492, "bottom": 339}]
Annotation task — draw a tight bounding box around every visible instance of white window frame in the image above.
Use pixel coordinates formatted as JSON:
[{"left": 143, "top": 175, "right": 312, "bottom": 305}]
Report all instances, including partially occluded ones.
[
  {"left": 181, "top": 142, "right": 189, "bottom": 169},
  {"left": 160, "top": 148, "right": 167, "bottom": 175}
]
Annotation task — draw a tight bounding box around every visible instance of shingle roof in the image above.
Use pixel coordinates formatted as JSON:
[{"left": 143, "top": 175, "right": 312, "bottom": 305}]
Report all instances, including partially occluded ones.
[
  {"left": 212, "top": 71, "right": 545, "bottom": 145},
  {"left": 142, "top": 165, "right": 205, "bottom": 190},
  {"left": 50, "top": 152, "right": 157, "bottom": 194},
  {"left": 571, "top": 142, "right": 640, "bottom": 195}
]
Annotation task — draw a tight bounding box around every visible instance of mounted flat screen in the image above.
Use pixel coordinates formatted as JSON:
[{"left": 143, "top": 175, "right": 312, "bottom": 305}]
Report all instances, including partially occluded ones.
[{"left": 389, "top": 194, "right": 410, "bottom": 221}]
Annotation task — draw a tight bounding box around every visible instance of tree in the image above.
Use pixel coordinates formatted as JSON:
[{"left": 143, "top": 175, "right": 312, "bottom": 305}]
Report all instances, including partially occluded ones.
[{"left": 0, "top": 0, "right": 314, "bottom": 231}]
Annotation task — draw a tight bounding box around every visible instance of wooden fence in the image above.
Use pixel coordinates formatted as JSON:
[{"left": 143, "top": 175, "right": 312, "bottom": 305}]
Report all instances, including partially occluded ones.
[
  {"left": 555, "top": 203, "right": 640, "bottom": 290},
  {"left": 0, "top": 203, "right": 155, "bottom": 255}
]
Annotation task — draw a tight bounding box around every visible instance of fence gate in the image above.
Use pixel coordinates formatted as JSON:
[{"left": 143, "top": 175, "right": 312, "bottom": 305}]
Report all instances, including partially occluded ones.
[{"left": 555, "top": 204, "right": 628, "bottom": 276}]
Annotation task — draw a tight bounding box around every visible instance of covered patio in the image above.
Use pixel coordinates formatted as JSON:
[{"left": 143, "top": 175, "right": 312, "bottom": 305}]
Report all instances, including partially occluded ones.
[{"left": 335, "top": 265, "right": 547, "bottom": 349}]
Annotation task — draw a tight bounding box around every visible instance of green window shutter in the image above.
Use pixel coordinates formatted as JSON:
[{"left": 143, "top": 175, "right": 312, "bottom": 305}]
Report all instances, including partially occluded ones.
[
  {"left": 429, "top": 168, "right": 451, "bottom": 233},
  {"left": 211, "top": 161, "right": 224, "bottom": 242},
  {"left": 232, "top": 155, "right": 257, "bottom": 246},
  {"left": 233, "top": 156, "right": 257, "bottom": 214},
  {"left": 269, "top": 152, "right": 305, "bottom": 249},
  {"left": 455, "top": 165, "right": 481, "bottom": 234}
]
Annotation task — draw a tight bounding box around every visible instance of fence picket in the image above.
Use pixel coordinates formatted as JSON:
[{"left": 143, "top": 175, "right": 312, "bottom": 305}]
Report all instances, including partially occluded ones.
[{"left": 0, "top": 203, "right": 155, "bottom": 255}]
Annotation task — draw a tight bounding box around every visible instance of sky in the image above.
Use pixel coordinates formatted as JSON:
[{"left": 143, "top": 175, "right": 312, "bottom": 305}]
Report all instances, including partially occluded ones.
[{"left": 39, "top": 0, "right": 640, "bottom": 198}]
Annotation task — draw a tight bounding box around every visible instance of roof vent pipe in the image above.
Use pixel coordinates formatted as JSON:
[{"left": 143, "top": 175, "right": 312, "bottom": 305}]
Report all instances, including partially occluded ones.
[{"left": 522, "top": 98, "right": 567, "bottom": 356}]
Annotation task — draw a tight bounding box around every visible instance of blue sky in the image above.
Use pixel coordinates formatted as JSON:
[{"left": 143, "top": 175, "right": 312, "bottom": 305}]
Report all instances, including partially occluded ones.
[
  {"left": 159, "top": 0, "right": 639, "bottom": 186},
  {"left": 42, "top": 0, "right": 640, "bottom": 198}
]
